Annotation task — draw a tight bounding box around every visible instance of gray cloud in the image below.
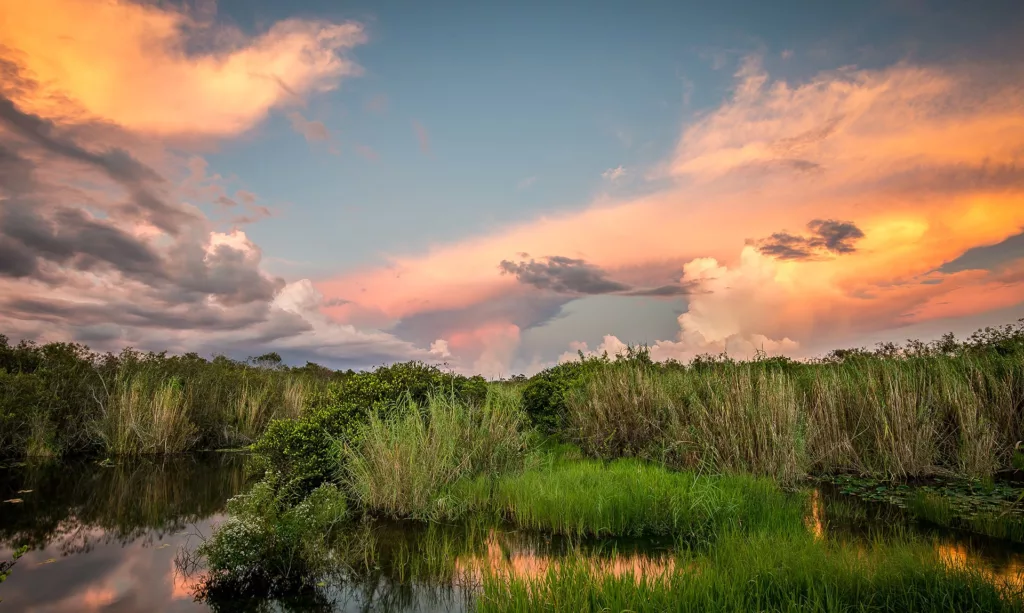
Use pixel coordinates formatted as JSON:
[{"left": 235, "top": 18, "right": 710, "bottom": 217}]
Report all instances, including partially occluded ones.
[
  {"left": 499, "top": 256, "right": 630, "bottom": 294},
  {"left": 755, "top": 219, "right": 865, "bottom": 260},
  {"left": 499, "top": 255, "right": 696, "bottom": 299},
  {"left": 625, "top": 284, "right": 696, "bottom": 297},
  {"left": 0, "top": 94, "right": 195, "bottom": 233},
  {"left": 807, "top": 219, "right": 864, "bottom": 253},
  {"left": 1, "top": 206, "right": 165, "bottom": 279},
  {"left": 939, "top": 230, "right": 1024, "bottom": 274},
  {"left": 392, "top": 291, "right": 570, "bottom": 345},
  {"left": 0, "top": 92, "right": 285, "bottom": 332}
]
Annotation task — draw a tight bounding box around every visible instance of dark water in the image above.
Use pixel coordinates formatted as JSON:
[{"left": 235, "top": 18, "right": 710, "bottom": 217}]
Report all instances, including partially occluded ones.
[
  {"left": 0, "top": 453, "right": 248, "bottom": 612},
  {"left": 1, "top": 455, "right": 1023, "bottom": 612}
]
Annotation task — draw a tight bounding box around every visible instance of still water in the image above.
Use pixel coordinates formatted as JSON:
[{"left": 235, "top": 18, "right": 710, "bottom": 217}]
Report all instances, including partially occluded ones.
[{"left": 1, "top": 454, "right": 1023, "bottom": 612}]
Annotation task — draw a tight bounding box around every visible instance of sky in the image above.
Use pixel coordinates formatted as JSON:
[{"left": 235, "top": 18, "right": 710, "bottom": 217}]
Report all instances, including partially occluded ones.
[{"left": 1, "top": 0, "right": 1023, "bottom": 376}]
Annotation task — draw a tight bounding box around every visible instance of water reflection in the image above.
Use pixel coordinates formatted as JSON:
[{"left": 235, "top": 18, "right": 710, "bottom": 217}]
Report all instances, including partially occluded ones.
[
  {"left": 3, "top": 458, "right": 1024, "bottom": 612},
  {"left": 452, "top": 529, "right": 675, "bottom": 586},
  {"left": 0, "top": 453, "right": 249, "bottom": 611},
  {"left": 810, "top": 486, "right": 1024, "bottom": 592}
]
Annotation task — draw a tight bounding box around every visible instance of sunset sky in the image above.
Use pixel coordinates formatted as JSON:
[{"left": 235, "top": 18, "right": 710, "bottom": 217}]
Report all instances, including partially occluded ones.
[{"left": 1, "top": 0, "right": 1023, "bottom": 376}]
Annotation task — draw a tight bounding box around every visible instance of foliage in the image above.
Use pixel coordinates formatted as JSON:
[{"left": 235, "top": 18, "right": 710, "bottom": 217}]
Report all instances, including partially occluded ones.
[
  {"left": 0, "top": 545, "right": 29, "bottom": 583},
  {"left": 196, "top": 480, "right": 349, "bottom": 595},
  {"left": 248, "top": 361, "right": 492, "bottom": 500},
  {"left": 520, "top": 354, "right": 610, "bottom": 433}
]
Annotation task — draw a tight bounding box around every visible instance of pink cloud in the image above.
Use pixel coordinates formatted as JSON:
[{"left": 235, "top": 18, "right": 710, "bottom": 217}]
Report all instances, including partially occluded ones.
[
  {"left": 412, "top": 119, "right": 431, "bottom": 155},
  {"left": 319, "top": 58, "right": 1024, "bottom": 372},
  {"left": 287, "top": 111, "right": 331, "bottom": 142}
]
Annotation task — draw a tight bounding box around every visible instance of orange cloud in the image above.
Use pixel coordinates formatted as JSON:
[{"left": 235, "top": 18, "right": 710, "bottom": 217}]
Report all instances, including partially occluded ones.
[
  {"left": 318, "top": 58, "right": 1024, "bottom": 370},
  {"left": 0, "top": 0, "right": 366, "bottom": 137}
]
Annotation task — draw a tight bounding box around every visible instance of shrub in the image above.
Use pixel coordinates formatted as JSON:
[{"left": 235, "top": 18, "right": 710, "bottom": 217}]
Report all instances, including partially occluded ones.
[
  {"left": 197, "top": 480, "right": 349, "bottom": 594},
  {"left": 248, "top": 362, "right": 493, "bottom": 500},
  {"left": 521, "top": 356, "right": 608, "bottom": 433},
  {"left": 336, "top": 361, "right": 487, "bottom": 414}
]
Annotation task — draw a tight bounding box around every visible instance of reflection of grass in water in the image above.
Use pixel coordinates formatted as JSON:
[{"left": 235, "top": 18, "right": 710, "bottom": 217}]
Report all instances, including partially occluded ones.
[
  {"left": 478, "top": 531, "right": 1024, "bottom": 613},
  {"left": 910, "top": 490, "right": 1024, "bottom": 543},
  {"left": 0, "top": 453, "right": 250, "bottom": 552},
  {"left": 189, "top": 503, "right": 1024, "bottom": 612},
  {"left": 817, "top": 474, "right": 1024, "bottom": 544}
]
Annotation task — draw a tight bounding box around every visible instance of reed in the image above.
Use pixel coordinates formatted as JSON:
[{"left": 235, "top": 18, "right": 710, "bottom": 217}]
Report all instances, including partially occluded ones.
[
  {"left": 564, "top": 351, "right": 1024, "bottom": 481},
  {"left": 94, "top": 368, "right": 197, "bottom": 455},
  {"left": 344, "top": 388, "right": 533, "bottom": 520}
]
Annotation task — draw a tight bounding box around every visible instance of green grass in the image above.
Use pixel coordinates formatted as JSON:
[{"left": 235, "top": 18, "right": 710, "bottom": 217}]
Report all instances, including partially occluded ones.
[
  {"left": 476, "top": 531, "right": 1024, "bottom": 613},
  {"left": 478, "top": 456, "right": 806, "bottom": 542}
]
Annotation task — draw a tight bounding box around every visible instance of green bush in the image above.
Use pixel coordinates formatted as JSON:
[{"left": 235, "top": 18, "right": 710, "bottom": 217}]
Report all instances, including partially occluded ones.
[
  {"left": 197, "top": 480, "right": 348, "bottom": 595},
  {"left": 333, "top": 361, "right": 487, "bottom": 413},
  {"left": 248, "top": 362, "right": 492, "bottom": 499},
  {"left": 521, "top": 356, "right": 609, "bottom": 433}
]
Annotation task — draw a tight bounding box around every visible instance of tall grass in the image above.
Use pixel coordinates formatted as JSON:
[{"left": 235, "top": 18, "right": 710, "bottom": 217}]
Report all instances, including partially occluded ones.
[
  {"left": 345, "top": 386, "right": 533, "bottom": 520},
  {"left": 565, "top": 352, "right": 1024, "bottom": 481},
  {"left": 94, "top": 369, "right": 197, "bottom": 455},
  {"left": 477, "top": 531, "right": 1024, "bottom": 612}
]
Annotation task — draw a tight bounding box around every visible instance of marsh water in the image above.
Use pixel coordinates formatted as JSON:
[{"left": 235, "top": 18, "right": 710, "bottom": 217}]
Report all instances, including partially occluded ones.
[{"left": 1, "top": 454, "right": 1023, "bottom": 612}]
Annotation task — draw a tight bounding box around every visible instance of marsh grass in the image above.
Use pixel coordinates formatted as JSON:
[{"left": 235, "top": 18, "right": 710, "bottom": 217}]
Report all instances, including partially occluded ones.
[
  {"left": 482, "top": 456, "right": 806, "bottom": 542},
  {"left": 95, "top": 369, "right": 197, "bottom": 455},
  {"left": 345, "top": 387, "right": 533, "bottom": 520},
  {"left": 567, "top": 363, "right": 805, "bottom": 483},
  {"left": 565, "top": 353, "right": 1024, "bottom": 482},
  {"left": 477, "top": 531, "right": 1024, "bottom": 613}
]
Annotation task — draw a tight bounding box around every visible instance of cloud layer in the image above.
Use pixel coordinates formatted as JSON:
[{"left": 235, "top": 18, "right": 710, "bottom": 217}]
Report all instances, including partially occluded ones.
[
  {"left": 318, "top": 57, "right": 1024, "bottom": 373},
  {"left": 2, "top": 2, "right": 1023, "bottom": 376},
  {"left": 0, "top": 0, "right": 438, "bottom": 367}
]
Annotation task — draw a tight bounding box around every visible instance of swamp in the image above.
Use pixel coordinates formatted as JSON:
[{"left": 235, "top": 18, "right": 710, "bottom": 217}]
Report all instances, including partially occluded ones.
[{"left": 1, "top": 321, "right": 1024, "bottom": 611}]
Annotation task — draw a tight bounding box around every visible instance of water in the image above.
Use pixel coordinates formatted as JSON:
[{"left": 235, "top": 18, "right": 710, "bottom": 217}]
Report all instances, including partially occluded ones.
[{"left": 1, "top": 455, "right": 1023, "bottom": 611}]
